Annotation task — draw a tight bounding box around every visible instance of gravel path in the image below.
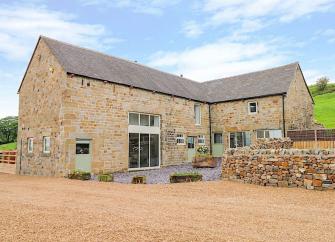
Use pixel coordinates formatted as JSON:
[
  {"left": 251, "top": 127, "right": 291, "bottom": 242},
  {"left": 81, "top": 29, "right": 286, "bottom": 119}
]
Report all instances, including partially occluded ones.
[
  {"left": 113, "top": 159, "right": 222, "bottom": 184},
  {"left": 0, "top": 174, "right": 334, "bottom": 241}
]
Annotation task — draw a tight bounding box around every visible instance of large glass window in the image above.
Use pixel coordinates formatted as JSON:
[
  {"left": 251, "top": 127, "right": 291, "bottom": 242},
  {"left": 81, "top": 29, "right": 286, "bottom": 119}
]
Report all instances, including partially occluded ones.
[
  {"left": 194, "top": 104, "right": 201, "bottom": 125},
  {"left": 76, "top": 143, "right": 90, "bottom": 154},
  {"left": 128, "top": 112, "right": 160, "bottom": 169},
  {"left": 230, "top": 132, "right": 251, "bottom": 148}
]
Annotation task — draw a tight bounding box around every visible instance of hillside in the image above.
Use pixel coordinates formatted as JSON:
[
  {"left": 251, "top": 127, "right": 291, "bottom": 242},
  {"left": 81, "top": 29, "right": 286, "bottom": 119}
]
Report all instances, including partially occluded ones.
[
  {"left": 0, "top": 142, "right": 17, "bottom": 151},
  {"left": 313, "top": 92, "right": 335, "bottom": 128},
  {"left": 309, "top": 83, "right": 335, "bottom": 128}
]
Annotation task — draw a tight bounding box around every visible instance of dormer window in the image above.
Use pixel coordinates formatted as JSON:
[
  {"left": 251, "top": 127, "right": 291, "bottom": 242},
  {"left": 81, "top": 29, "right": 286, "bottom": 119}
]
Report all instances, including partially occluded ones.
[{"left": 248, "top": 102, "right": 258, "bottom": 114}]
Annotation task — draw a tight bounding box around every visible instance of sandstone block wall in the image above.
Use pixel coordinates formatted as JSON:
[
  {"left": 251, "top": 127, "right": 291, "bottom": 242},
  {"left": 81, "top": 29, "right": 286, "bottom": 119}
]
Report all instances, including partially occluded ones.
[
  {"left": 211, "top": 95, "right": 283, "bottom": 148},
  {"left": 222, "top": 148, "right": 335, "bottom": 190},
  {"left": 16, "top": 39, "right": 66, "bottom": 176}
]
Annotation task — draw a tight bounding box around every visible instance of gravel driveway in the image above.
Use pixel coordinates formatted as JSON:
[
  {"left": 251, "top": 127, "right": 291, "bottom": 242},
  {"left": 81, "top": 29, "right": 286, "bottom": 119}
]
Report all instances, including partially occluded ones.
[
  {"left": 113, "top": 159, "right": 222, "bottom": 184},
  {"left": 0, "top": 173, "right": 334, "bottom": 241}
]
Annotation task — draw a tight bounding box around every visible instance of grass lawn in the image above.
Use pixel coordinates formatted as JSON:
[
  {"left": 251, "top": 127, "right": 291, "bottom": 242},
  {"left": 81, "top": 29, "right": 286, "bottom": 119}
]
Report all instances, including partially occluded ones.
[
  {"left": 313, "top": 92, "right": 335, "bottom": 128},
  {"left": 0, "top": 142, "right": 17, "bottom": 150}
]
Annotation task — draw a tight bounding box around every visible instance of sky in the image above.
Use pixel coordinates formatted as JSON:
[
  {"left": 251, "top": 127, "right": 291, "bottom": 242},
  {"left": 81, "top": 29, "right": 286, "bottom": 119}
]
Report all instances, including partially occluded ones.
[{"left": 0, "top": 0, "right": 335, "bottom": 118}]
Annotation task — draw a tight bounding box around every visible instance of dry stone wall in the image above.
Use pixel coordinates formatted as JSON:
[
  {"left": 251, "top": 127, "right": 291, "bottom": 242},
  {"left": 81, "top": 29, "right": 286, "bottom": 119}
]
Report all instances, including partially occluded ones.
[{"left": 222, "top": 148, "right": 335, "bottom": 191}]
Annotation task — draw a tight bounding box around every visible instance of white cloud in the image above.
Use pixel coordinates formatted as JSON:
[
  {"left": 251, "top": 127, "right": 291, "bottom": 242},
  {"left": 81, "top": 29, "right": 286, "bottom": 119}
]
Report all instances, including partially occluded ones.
[
  {"left": 0, "top": 3, "right": 122, "bottom": 61},
  {"left": 148, "top": 37, "right": 288, "bottom": 81},
  {"left": 202, "top": 0, "right": 335, "bottom": 25},
  {"left": 318, "top": 29, "right": 335, "bottom": 43},
  {"left": 79, "top": 0, "right": 180, "bottom": 15},
  {"left": 182, "top": 21, "right": 203, "bottom": 38},
  {"left": 0, "top": 69, "right": 21, "bottom": 118}
]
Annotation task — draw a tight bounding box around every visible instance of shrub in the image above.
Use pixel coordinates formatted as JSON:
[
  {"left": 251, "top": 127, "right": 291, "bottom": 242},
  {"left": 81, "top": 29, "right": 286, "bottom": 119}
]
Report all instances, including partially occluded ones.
[
  {"left": 68, "top": 170, "right": 91, "bottom": 180},
  {"left": 316, "top": 77, "right": 329, "bottom": 91},
  {"left": 98, "top": 173, "right": 113, "bottom": 182},
  {"left": 170, "top": 172, "right": 202, "bottom": 183},
  {"left": 197, "top": 145, "right": 209, "bottom": 155}
]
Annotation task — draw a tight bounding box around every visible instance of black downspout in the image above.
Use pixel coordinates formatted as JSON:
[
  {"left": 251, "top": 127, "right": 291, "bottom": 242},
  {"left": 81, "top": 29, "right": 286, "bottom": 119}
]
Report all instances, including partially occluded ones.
[
  {"left": 282, "top": 95, "right": 286, "bottom": 137},
  {"left": 209, "top": 104, "right": 212, "bottom": 154}
]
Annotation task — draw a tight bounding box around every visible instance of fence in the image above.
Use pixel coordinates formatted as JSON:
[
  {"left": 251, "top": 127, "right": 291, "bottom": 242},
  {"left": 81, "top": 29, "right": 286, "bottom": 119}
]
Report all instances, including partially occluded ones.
[
  {"left": 0, "top": 150, "right": 16, "bottom": 174},
  {"left": 287, "top": 129, "right": 335, "bottom": 149}
]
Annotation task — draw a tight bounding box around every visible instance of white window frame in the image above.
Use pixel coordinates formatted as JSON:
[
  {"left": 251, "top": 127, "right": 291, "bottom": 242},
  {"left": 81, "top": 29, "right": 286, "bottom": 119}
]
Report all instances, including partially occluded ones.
[
  {"left": 128, "top": 112, "right": 161, "bottom": 171},
  {"left": 27, "top": 138, "right": 33, "bottom": 153},
  {"left": 198, "top": 135, "right": 205, "bottom": 145},
  {"left": 176, "top": 134, "right": 185, "bottom": 145},
  {"left": 257, "top": 129, "right": 283, "bottom": 139},
  {"left": 248, "top": 101, "right": 258, "bottom": 114},
  {"left": 43, "top": 136, "right": 51, "bottom": 154},
  {"left": 194, "top": 104, "right": 201, "bottom": 125},
  {"left": 229, "top": 132, "right": 251, "bottom": 148}
]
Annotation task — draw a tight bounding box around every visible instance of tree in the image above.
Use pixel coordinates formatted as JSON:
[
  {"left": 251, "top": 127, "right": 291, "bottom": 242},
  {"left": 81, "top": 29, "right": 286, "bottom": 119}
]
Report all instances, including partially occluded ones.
[
  {"left": 0, "top": 116, "right": 18, "bottom": 144},
  {"left": 316, "top": 77, "right": 329, "bottom": 91}
]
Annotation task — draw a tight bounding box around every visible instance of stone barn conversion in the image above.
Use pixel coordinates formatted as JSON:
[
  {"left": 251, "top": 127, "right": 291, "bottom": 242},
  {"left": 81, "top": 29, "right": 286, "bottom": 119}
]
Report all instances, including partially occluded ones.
[{"left": 16, "top": 36, "right": 314, "bottom": 176}]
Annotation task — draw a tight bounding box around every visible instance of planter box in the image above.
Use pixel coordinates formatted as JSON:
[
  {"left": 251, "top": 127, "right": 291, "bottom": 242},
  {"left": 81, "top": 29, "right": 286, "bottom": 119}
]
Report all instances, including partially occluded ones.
[
  {"left": 192, "top": 156, "right": 217, "bottom": 168},
  {"left": 170, "top": 173, "right": 202, "bottom": 183},
  {"left": 98, "top": 174, "right": 113, "bottom": 182},
  {"left": 132, "top": 176, "right": 146, "bottom": 184},
  {"left": 68, "top": 171, "right": 91, "bottom": 181}
]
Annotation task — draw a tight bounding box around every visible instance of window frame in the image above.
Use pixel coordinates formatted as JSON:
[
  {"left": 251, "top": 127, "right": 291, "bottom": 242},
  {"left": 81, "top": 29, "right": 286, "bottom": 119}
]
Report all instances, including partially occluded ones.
[
  {"left": 43, "top": 136, "right": 51, "bottom": 154},
  {"left": 194, "top": 104, "right": 201, "bottom": 125},
  {"left": 176, "top": 134, "right": 185, "bottom": 145},
  {"left": 229, "top": 132, "right": 251, "bottom": 148},
  {"left": 27, "top": 138, "right": 34, "bottom": 153},
  {"left": 213, "top": 133, "right": 223, "bottom": 144},
  {"left": 198, "top": 135, "right": 205, "bottom": 145},
  {"left": 128, "top": 112, "right": 160, "bottom": 127},
  {"left": 248, "top": 101, "right": 258, "bottom": 114}
]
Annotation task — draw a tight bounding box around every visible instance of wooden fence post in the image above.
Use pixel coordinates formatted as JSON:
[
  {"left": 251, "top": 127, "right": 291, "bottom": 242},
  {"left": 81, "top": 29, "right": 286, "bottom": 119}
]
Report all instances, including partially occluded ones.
[{"left": 314, "top": 129, "right": 318, "bottom": 149}]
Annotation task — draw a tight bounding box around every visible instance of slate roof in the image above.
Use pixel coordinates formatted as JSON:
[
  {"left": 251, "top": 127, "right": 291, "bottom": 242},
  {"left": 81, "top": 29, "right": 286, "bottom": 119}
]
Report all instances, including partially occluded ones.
[
  {"left": 203, "top": 62, "right": 299, "bottom": 103},
  {"left": 21, "top": 36, "right": 304, "bottom": 103}
]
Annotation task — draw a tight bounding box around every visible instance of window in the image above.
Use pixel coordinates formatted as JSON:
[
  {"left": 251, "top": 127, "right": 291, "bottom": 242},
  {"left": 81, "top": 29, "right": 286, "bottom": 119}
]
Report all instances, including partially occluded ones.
[
  {"left": 43, "top": 136, "right": 51, "bottom": 154},
  {"left": 194, "top": 104, "right": 201, "bottom": 125},
  {"left": 176, "top": 134, "right": 185, "bottom": 145},
  {"left": 214, "top": 133, "right": 223, "bottom": 144},
  {"left": 129, "top": 113, "right": 139, "bottom": 125},
  {"left": 76, "top": 143, "right": 90, "bottom": 154},
  {"left": 248, "top": 102, "right": 258, "bottom": 114},
  {"left": 27, "top": 138, "right": 33, "bottom": 153},
  {"left": 229, "top": 132, "right": 251, "bottom": 148},
  {"left": 257, "top": 129, "right": 282, "bottom": 139},
  {"left": 129, "top": 113, "right": 160, "bottom": 127},
  {"left": 198, "top": 135, "right": 205, "bottom": 145},
  {"left": 150, "top": 115, "right": 160, "bottom": 127}
]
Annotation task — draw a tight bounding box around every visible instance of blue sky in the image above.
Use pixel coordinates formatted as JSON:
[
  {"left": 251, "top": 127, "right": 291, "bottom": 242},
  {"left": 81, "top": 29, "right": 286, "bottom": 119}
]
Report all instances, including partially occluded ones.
[{"left": 1, "top": 0, "right": 335, "bottom": 118}]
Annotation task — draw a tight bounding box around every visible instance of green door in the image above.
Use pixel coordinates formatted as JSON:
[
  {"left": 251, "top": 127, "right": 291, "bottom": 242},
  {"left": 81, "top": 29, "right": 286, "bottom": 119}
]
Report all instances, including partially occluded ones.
[
  {"left": 75, "top": 140, "right": 92, "bottom": 172},
  {"left": 187, "top": 136, "right": 196, "bottom": 162},
  {"left": 212, "top": 133, "right": 224, "bottom": 157}
]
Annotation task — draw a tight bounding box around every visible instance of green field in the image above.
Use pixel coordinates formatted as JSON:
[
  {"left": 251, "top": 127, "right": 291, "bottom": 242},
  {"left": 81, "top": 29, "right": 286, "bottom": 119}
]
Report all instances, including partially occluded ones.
[
  {"left": 309, "top": 83, "right": 335, "bottom": 96},
  {"left": 0, "top": 142, "right": 17, "bottom": 151},
  {"left": 313, "top": 92, "right": 335, "bottom": 128}
]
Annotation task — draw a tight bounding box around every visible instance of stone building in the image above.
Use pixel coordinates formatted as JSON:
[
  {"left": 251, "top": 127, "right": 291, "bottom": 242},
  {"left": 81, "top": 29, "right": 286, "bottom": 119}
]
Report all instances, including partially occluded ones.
[{"left": 16, "top": 36, "right": 314, "bottom": 176}]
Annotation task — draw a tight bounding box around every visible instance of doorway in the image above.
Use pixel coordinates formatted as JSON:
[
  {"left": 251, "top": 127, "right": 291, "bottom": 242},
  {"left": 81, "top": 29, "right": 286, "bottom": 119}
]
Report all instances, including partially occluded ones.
[
  {"left": 187, "top": 136, "right": 196, "bottom": 162},
  {"left": 75, "top": 139, "right": 92, "bottom": 172},
  {"left": 212, "top": 133, "right": 224, "bottom": 157}
]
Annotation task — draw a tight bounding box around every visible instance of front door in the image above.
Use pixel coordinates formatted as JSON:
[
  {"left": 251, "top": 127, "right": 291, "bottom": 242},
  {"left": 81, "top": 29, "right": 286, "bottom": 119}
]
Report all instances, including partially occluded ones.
[
  {"left": 187, "top": 136, "right": 196, "bottom": 162},
  {"left": 75, "top": 139, "right": 92, "bottom": 172},
  {"left": 212, "top": 133, "right": 224, "bottom": 157}
]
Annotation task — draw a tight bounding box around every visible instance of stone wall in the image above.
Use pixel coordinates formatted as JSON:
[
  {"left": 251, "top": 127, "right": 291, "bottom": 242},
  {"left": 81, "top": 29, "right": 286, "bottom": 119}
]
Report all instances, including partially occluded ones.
[
  {"left": 17, "top": 39, "right": 66, "bottom": 176},
  {"left": 222, "top": 148, "right": 335, "bottom": 190},
  {"left": 211, "top": 95, "right": 284, "bottom": 147},
  {"left": 285, "top": 67, "right": 314, "bottom": 130}
]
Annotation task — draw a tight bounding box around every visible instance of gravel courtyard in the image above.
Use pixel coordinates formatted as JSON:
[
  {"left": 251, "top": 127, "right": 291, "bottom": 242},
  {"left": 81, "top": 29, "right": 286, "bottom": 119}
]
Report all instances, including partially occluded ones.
[{"left": 0, "top": 174, "right": 334, "bottom": 242}]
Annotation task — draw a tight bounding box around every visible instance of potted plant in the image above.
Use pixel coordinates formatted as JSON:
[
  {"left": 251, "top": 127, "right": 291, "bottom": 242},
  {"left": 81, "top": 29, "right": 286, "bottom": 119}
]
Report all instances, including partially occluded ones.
[{"left": 192, "top": 145, "right": 217, "bottom": 168}]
